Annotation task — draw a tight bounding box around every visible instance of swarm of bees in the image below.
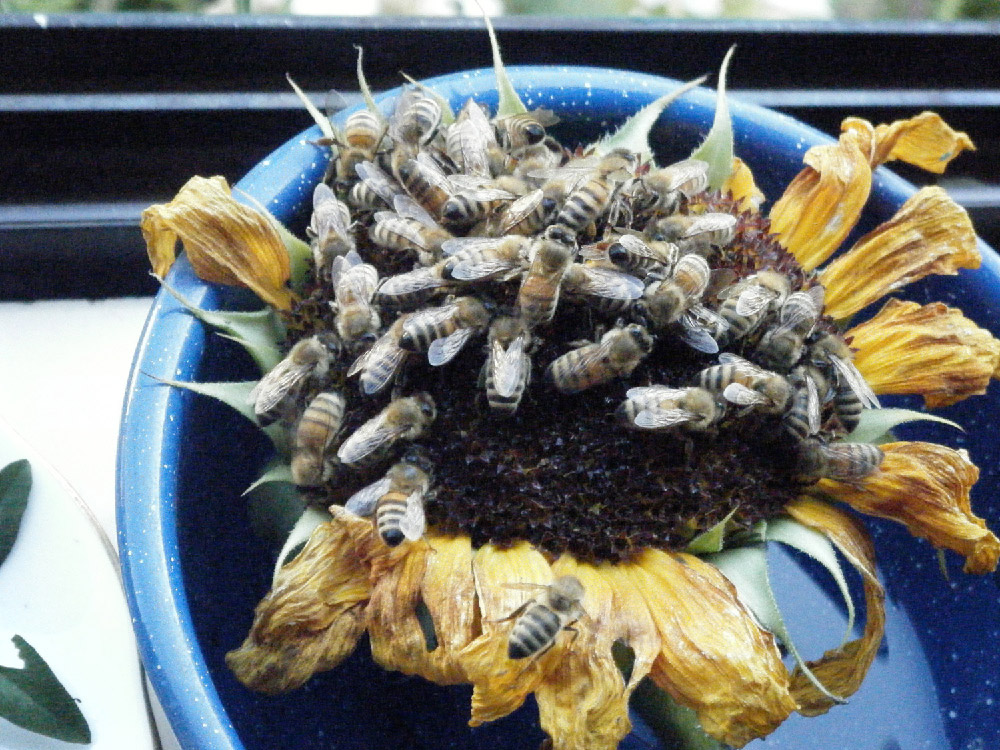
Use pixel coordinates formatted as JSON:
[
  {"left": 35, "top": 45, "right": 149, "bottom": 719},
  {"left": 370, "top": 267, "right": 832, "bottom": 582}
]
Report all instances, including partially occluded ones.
[{"left": 250, "top": 78, "right": 888, "bottom": 573}]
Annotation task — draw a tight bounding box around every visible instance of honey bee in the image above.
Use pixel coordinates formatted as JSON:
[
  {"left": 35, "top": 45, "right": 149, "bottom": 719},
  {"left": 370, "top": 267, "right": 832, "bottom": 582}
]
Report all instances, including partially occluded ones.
[
  {"left": 347, "top": 316, "right": 411, "bottom": 396},
  {"left": 716, "top": 269, "right": 791, "bottom": 345},
  {"left": 336, "top": 392, "right": 436, "bottom": 466},
  {"left": 782, "top": 368, "right": 822, "bottom": 442},
  {"left": 389, "top": 87, "right": 443, "bottom": 148},
  {"left": 619, "top": 385, "right": 721, "bottom": 433},
  {"left": 508, "top": 137, "right": 565, "bottom": 180},
  {"left": 488, "top": 189, "right": 557, "bottom": 237},
  {"left": 698, "top": 354, "right": 792, "bottom": 415},
  {"left": 647, "top": 212, "right": 738, "bottom": 256},
  {"left": 307, "top": 183, "right": 355, "bottom": 283},
  {"left": 639, "top": 253, "right": 725, "bottom": 354},
  {"left": 399, "top": 295, "right": 494, "bottom": 366},
  {"left": 494, "top": 108, "right": 560, "bottom": 151},
  {"left": 517, "top": 228, "right": 576, "bottom": 329},
  {"left": 369, "top": 195, "right": 452, "bottom": 264},
  {"left": 330, "top": 250, "right": 380, "bottom": 344},
  {"left": 375, "top": 261, "right": 451, "bottom": 310},
  {"left": 807, "top": 331, "right": 879, "bottom": 412},
  {"left": 441, "top": 235, "right": 531, "bottom": 283},
  {"left": 248, "top": 335, "right": 332, "bottom": 426},
  {"left": 561, "top": 263, "right": 645, "bottom": 315},
  {"left": 607, "top": 234, "right": 678, "bottom": 278},
  {"left": 323, "top": 107, "right": 388, "bottom": 191},
  {"left": 501, "top": 575, "right": 586, "bottom": 661},
  {"left": 440, "top": 181, "right": 517, "bottom": 228},
  {"left": 630, "top": 157, "right": 709, "bottom": 215},
  {"left": 349, "top": 160, "right": 401, "bottom": 213},
  {"left": 796, "top": 438, "right": 884, "bottom": 483},
  {"left": 445, "top": 98, "right": 498, "bottom": 179},
  {"left": 290, "top": 391, "right": 346, "bottom": 487},
  {"left": 548, "top": 150, "right": 637, "bottom": 237},
  {"left": 545, "top": 323, "right": 653, "bottom": 394},
  {"left": 393, "top": 153, "right": 452, "bottom": 216},
  {"left": 482, "top": 315, "right": 532, "bottom": 415},
  {"left": 344, "top": 452, "right": 432, "bottom": 546},
  {"left": 755, "top": 286, "right": 826, "bottom": 371}
]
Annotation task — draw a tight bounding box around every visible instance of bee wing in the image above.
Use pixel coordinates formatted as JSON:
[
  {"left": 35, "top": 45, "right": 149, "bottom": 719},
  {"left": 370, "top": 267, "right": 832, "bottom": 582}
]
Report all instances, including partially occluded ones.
[
  {"left": 776, "top": 290, "right": 822, "bottom": 330},
  {"left": 634, "top": 407, "right": 699, "bottom": 430},
  {"left": 337, "top": 414, "right": 407, "bottom": 464},
  {"left": 684, "top": 212, "right": 737, "bottom": 239},
  {"left": 805, "top": 374, "right": 822, "bottom": 434},
  {"left": 722, "top": 382, "right": 766, "bottom": 407},
  {"left": 378, "top": 266, "right": 446, "bottom": 297},
  {"left": 392, "top": 194, "right": 442, "bottom": 230},
  {"left": 344, "top": 476, "right": 392, "bottom": 517},
  {"left": 358, "top": 346, "right": 408, "bottom": 396},
  {"left": 498, "top": 190, "right": 546, "bottom": 234},
  {"left": 566, "top": 266, "right": 644, "bottom": 300},
  {"left": 451, "top": 100, "right": 494, "bottom": 178},
  {"left": 626, "top": 385, "right": 689, "bottom": 401},
  {"left": 338, "top": 263, "right": 380, "bottom": 304},
  {"left": 717, "top": 352, "right": 765, "bottom": 375},
  {"left": 831, "top": 356, "right": 881, "bottom": 409},
  {"left": 679, "top": 313, "right": 720, "bottom": 354},
  {"left": 735, "top": 284, "right": 779, "bottom": 317},
  {"left": 428, "top": 326, "right": 476, "bottom": 366},
  {"left": 450, "top": 257, "right": 522, "bottom": 282},
  {"left": 404, "top": 303, "right": 458, "bottom": 337},
  {"left": 355, "top": 160, "right": 400, "bottom": 205},
  {"left": 661, "top": 158, "right": 710, "bottom": 196},
  {"left": 249, "top": 359, "right": 308, "bottom": 414},
  {"left": 399, "top": 491, "right": 427, "bottom": 541},
  {"left": 440, "top": 236, "right": 503, "bottom": 256},
  {"left": 310, "top": 185, "right": 353, "bottom": 240},
  {"left": 493, "top": 335, "right": 528, "bottom": 397}
]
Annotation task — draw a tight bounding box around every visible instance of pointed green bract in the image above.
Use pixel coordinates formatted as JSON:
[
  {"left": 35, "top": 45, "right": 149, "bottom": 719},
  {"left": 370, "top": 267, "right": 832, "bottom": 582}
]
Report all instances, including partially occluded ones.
[
  {"left": 482, "top": 11, "right": 527, "bottom": 117},
  {"left": 245, "top": 461, "right": 304, "bottom": 550},
  {"left": 591, "top": 75, "right": 706, "bottom": 163},
  {"left": 354, "top": 45, "right": 380, "bottom": 114},
  {"left": 0, "top": 636, "right": 91, "bottom": 744},
  {"left": 690, "top": 45, "right": 736, "bottom": 190},
  {"left": 273, "top": 506, "right": 331, "bottom": 581},
  {"left": 286, "top": 73, "right": 336, "bottom": 142},
  {"left": 846, "top": 407, "right": 963, "bottom": 445},
  {"left": 0, "top": 459, "right": 30, "bottom": 568},
  {"left": 685, "top": 506, "right": 739, "bottom": 554},
  {"left": 157, "top": 277, "right": 284, "bottom": 373},
  {"left": 708, "top": 536, "right": 846, "bottom": 706},
  {"left": 244, "top": 460, "right": 294, "bottom": 496}
]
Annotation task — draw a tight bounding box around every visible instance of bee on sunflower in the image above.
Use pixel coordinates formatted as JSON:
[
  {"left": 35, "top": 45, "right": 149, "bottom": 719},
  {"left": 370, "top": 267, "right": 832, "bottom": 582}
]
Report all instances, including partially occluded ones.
[{"left": 141, "top": 28, "right": 999, "bottom": 750}]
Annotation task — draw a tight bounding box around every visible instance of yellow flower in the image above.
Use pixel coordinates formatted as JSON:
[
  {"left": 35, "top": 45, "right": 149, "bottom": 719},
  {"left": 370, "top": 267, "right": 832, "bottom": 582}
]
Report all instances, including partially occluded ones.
[
  {"left": 142, "top": 175, "right": 294, "bottom": 310},
  {"left": 224, "top": 109, "right": 998, "bottom": 750}
]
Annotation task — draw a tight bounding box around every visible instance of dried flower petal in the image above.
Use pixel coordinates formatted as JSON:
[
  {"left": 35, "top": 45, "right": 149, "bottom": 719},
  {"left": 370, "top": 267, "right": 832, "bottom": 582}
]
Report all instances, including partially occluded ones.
[
  {"left": 225, "top": 510, "right": 373, "bottom": 693},
  {"left": 625, "top": 549, "right": 796, "bottom": 748},
  {"left": 141, "top": 175, "right": 294, "bottom": 310},
  {"left": 723, "top": 156, "right": 765, "bottom": 211},
  {"left": 768, "top": 129, "right": 872, "bottom": 271},
  {"left": 848, "top": 298, "right": 1000, "bottom": 408},
  {"left": 783, "top": 499, "right": 885, "bottom": 716},
  {"left": 842, "top": 112, "right": 975, "bottom": 173},
  {"left": 817, "top": 442, "right": 1000, "bottom": 575},
  {"left": 820, "top": 187, "right": 979, "bottom": 320}
]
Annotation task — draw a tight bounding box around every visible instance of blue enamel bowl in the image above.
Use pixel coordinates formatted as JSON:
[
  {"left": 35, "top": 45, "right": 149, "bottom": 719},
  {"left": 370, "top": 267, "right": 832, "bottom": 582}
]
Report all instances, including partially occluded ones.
[{"left": 117, "top": 65, "right": 1000, "bottom": 750}]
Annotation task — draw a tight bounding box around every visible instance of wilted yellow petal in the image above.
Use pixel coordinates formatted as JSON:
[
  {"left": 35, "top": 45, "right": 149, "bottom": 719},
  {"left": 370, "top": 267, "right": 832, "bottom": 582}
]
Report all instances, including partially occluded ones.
[
  {"left": 817, "top": 442, "right": 1000, "bottom": 575},
  {"left": 225, "top": 511, "right": 372, "bottom": 693},
  {"left": 141, "top": 175, "right": 294, "bottom": 310},
  {"left": 722, "top": 156, "right": 765, "bottom": 211},
  {"left": 820, "top": 187, "right": 979, "bottom": 320},
  {"left": 769, "top": 129, "right": 872, "bottom": 271},
  {"left": 625, "top": 549, "right": 796, "bottom": 748},
  {"left": 459, "top": 543, "right": 556, "bottom": 726},
  {"left": 367, "top": 534, "right": 477, "bottom": 685},
  {"left": 533, "top": 557, "right": 631, "bottom": 750},
  {"left": 848, "top": 299, "right": 1000, "bottom": 408},
  {"left": 783, "top": 499, "right": 885, "bottom": 716},
  {"left": 842, "top": 112, "right": 975, "bottom": 173}
]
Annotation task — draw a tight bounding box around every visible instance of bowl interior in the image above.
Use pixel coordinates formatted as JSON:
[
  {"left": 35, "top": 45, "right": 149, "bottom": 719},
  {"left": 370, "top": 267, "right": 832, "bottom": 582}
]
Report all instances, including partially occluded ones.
[{"left": 118, "top": 65, "right": 1000, "bottom": 750}]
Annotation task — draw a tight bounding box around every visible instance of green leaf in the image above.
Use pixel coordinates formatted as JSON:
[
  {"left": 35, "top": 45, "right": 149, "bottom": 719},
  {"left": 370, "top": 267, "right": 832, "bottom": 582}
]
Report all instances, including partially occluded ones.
[
  {"left": 689, "top": 44, "right": 736, "bottom": 190},
  {"left": 631, "top": 676, "right": 725, "bottom": 750},
  {"left": 846, "top": 407, "right": 963, "bottom": 445},
  {"left": 273, "top": 506, "right": 331, "bottom": 582},
  {"left": 707, "top": 538, "right": 846, "bottom": 707},
  {"left": 685, "top": 506, "right": 739, "bottom": 554},
  {"left": 144, "top": 375, "right": 288, "bottom": 455},
  {"left": 590, "top": 76, "right": 706, "bottom": 163},
  {"left": 245, "top": 461, "right": 304, "bottom": 549},
  {"left": 0, "top": 635, "right": 91, "bottom": 744},
  {"left": 157, "top": 276, "right": 285, "bottom": 374},
  {"left": 286, "top": 72, "right": 336, "bottom": 142},
  {"left": 765, "top": 517, "right": 855, "bottom": 645},
  {"left": 354, "top": 45, "right": 380, "bottom": 115},
  {"left": 0, "top": 459, "right": 31, "bottom": 568},
  {"left": 482, "top": 10, "right": 527, "bottom": 117}
]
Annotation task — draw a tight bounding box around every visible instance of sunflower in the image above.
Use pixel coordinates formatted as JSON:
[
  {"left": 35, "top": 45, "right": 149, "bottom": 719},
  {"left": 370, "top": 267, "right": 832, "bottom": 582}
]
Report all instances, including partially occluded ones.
[{"left": 144, "top": 74, "right": 1000, "bottom": 748}]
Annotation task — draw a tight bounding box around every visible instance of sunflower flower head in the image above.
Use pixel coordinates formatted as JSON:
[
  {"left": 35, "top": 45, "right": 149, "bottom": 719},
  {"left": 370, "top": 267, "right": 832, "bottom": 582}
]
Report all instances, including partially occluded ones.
[{"left": 157, "top": 49, "right": 1000, "bottom": 750}]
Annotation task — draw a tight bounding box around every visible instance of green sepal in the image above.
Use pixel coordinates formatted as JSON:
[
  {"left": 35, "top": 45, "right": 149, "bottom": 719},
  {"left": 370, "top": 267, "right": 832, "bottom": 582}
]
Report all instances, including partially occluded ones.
[
  {"left": 590, "top": 76, "right": 706, "bottom": 163},
  {"left": 846, "top": 407, "right": 963, "bottom": 445},
  {"left": 144, "top": 375, "right": 288, "bottom": 455},
  {"left": 244, "top": 460, "right": 294, "bottom": 496},
  {"left": 0, "top": 635, "right": 91, "bottom": 744},
  {"left": 273, "top": 506, "right": 332, "bottom": 582},
  {"left": 707, "top": 533, "right": 846, "bottom": 707},
  {"left": 685, "top": 506, "right": 739, "bottom": 554},
  {"left": 245, "top": 461, "right": 304, "bottom": 551},
  {"left": 400, "top": 73, "right": 456, "bottom": 126},
  {"left": 0, "top": 459, "right": 31, "bottom": 568},
  {"left": 286, "top": 72, "right": 336, "bottom": 141},
  {"left": 937, "top": 548, "right": 951, "bottom": 582},
  {"left": 689, "top": 44, "right": 736, "bottom": 190},
  {"left": 354, "top": 45, "right": 380, "bottom": 114},
  {"left": 157, "top": 277, "right": 284, "bottom": 374},
  {"left": 483, "top": 11, "right": 527, "bottom": 117}
]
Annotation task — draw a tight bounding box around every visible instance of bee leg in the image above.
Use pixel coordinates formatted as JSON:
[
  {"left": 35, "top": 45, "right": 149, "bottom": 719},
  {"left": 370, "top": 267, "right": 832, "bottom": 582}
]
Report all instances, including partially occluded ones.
[{"left": 487, "top": 600, "right": 532, "bottom": 624}]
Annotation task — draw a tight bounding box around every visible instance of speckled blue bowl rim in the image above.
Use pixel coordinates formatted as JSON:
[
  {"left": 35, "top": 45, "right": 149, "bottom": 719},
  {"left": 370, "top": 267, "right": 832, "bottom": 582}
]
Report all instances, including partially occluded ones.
[{"left": 117, "top": 64, "right": 1000, "bottom": 750}]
